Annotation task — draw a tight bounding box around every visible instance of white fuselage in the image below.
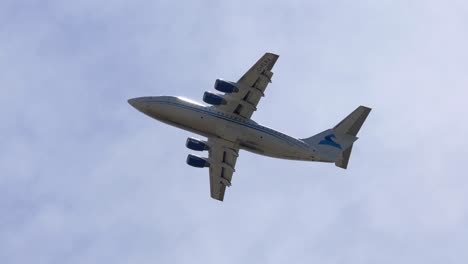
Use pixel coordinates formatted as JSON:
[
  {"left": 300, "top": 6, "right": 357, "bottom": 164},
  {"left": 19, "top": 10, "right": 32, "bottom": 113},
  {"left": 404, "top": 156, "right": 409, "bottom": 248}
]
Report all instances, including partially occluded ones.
[{"left": 129, "top": 96, "right": 322, "bottom": 161}]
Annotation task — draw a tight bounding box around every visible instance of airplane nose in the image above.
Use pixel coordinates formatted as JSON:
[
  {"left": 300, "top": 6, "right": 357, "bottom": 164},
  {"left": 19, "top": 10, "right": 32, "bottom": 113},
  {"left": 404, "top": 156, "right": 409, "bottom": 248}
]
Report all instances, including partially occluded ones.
[
  {"left": 128, "top": 98, "right": 139, "bottom": 108},
  {"left": 128, "top": 97, "right": 148, "bottom": 110},
  {"left": 128, "top": 97, "right": 166, "bottom": 119}
]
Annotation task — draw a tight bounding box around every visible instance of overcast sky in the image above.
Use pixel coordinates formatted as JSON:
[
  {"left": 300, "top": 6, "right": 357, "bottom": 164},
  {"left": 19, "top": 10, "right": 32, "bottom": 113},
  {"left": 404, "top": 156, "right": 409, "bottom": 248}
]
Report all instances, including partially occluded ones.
[{"left": 2, "top": 0, "right": 468, "bottom": 263}]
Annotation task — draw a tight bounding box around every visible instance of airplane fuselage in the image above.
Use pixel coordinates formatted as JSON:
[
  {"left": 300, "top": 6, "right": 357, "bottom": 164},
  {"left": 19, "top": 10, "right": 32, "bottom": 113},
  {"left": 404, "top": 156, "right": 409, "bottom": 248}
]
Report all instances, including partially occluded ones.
[
  {"left": 127, "top": 52, "right": 371, "bottom": 201},
  {"left": 129, "top": 96, "right": 321, "bottom": 161}
]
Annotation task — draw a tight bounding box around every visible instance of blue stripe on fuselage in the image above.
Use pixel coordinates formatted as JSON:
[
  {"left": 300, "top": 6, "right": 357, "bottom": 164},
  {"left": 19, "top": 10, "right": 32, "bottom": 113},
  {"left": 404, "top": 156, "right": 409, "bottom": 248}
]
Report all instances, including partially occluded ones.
[{"left": 143, "top": 99, "right": 309, "bottom": 149}]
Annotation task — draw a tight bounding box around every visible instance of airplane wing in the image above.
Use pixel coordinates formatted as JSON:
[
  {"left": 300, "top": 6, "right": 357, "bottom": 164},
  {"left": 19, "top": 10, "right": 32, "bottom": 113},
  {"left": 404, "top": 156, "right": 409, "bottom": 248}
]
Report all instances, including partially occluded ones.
[
  {"left": 213, "top": 52, "right": 279, "bottom": 119},
  {"left": 207, "top": 137, "right": 240, "bottom": 201}
]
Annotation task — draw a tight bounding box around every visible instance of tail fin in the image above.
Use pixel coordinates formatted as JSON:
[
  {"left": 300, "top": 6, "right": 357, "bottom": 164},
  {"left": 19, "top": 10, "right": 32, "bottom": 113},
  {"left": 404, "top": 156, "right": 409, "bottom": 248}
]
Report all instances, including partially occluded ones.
[{"left": 301, "top": 106, "right": 371, "bottom": 169}]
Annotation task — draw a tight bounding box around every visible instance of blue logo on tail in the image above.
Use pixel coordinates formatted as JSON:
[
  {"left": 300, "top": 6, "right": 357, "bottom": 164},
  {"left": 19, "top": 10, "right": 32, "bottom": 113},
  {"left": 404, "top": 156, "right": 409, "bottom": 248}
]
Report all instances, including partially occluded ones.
[{"left": 319, "top": 134, "right": 342, "bottom": 149}]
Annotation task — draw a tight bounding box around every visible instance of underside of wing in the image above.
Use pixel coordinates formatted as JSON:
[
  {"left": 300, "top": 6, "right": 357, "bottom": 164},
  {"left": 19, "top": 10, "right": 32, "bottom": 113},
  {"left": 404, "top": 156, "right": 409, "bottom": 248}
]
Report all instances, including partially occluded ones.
[
  {"left": 207, "top": 138, "right": 240, "bottom": 201},
  {"left": 205, "top": 52, "right": 279, "bottom": 119}
]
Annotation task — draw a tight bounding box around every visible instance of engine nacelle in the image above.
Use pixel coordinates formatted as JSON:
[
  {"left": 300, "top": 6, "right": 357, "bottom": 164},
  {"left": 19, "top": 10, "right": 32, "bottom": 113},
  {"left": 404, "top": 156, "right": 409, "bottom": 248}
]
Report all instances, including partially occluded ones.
[
  {"left": 186, "top": 154, "right": 210, "bottom": 168},
  {"left": 203, "top": 91, "right": 226, "bottom": 105},
  {"left": 186, "top": 137, "right": 209, "bottom": 151},
  {"left": 214, "top": 79, "right": 239, "bottom": 93}
]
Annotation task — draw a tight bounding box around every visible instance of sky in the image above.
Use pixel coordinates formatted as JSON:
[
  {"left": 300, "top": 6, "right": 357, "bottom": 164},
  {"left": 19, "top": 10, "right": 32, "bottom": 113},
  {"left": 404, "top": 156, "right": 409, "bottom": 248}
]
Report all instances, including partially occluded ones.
[{"left": 1, "top": 0, "right": 468, "bottom": 263}]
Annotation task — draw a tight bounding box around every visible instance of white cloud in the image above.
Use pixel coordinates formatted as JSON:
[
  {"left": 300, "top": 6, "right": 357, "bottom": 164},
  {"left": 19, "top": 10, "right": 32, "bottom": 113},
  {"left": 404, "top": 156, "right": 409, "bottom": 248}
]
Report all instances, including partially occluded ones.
[{"left": 1, "top": 0, "right": 468, "bottom": 263}]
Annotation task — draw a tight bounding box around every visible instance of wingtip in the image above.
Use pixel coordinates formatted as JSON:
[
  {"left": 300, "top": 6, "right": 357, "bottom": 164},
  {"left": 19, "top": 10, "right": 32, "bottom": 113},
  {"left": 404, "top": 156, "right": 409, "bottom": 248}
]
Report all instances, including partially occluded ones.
[
  {"left": 266, "top": 52, "right": 279, "bottom": 58},
  {"left": 359, "top": 105, "right": 372, "bottom": 112},
  {"left": 211, "top": 195, "right": 224, "bottom": 202}
]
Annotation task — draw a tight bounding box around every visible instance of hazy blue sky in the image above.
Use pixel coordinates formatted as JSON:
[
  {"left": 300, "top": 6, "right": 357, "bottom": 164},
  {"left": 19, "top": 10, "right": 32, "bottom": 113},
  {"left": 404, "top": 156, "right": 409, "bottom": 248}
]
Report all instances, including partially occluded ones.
[{"left": 1, "top": 0, "right": 468, "bottom": 263}]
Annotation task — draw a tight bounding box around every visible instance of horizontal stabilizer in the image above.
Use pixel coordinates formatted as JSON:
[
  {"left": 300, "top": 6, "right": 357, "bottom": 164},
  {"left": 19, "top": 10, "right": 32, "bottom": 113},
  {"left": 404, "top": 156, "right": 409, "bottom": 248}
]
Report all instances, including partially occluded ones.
[
  {"left": 335, "top": 145, "right": 353, "bottom": 169},
  {"left": 333, "top": 106, "right": 371, "bottom": 169},
  {"left": 301, "top": 106, "right": 371, "bottom": 167},
  {"left": 334, "top": 106, "right": 371, "bottom": 137}
]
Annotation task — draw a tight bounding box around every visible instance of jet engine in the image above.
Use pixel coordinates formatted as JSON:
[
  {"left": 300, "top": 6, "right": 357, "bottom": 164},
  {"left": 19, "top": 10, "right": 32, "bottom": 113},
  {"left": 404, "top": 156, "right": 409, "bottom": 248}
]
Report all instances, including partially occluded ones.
[
  {"left": 203, "top": 92, "right": 226, "bottom": 105},
  {"left": 186, "top": 154, "right": 210, "bottom": 168},
  {"left": 214, "top": 79, "right": 239, "bottom": 93},
  {"left": 186, "top": 137, "right": 209, "bottom": 151}
]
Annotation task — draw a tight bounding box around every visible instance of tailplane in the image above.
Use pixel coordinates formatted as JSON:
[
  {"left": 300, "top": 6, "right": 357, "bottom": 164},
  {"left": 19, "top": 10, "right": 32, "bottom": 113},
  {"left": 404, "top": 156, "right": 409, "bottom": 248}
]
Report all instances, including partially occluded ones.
[{"left": 301, "top": 106, "right": 371, "bottom": 169}]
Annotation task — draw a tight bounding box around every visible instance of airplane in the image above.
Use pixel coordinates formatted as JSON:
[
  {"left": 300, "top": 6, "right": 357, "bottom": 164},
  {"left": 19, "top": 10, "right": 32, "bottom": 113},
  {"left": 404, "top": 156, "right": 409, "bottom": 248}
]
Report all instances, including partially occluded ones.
[{"left": 128, "top": 53, "right": 371, "bottom": 201}]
